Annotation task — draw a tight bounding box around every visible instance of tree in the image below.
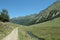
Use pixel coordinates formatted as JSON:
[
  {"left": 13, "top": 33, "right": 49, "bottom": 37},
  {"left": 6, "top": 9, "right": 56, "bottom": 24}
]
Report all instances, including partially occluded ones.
[{"left": 0, "top": 9, "right": 10, "bottom": 22}]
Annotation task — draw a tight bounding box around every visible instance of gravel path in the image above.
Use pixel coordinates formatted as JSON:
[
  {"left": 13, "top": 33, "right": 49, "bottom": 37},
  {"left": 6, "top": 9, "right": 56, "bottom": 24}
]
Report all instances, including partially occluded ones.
[{"left": 2, "top": 27, "right": 18, "bottom": 40}]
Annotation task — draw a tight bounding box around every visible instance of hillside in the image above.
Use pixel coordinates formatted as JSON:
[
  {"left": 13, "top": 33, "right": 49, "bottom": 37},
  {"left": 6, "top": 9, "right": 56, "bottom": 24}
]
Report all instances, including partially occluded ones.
[
  {"left": 28, "top": 1, "right": 60, "bottom": 25},
  {"left": 18, "top": 1, "right": 60, "bottom": 40},
  {"left": 18, "top": 17, "right": 60, "bottom": 40},
  {"left": 10, "top": 1, "right": 60, "bottom": 25},
  {"left": 10, "top": 14, "right": 37, "bottom": 25}
]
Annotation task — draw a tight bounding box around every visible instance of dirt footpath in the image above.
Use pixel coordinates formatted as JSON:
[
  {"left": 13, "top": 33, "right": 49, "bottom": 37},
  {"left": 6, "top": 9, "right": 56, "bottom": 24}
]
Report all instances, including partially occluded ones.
[{"left": 2, "top": 27, "right": 18, "bottom": 40}]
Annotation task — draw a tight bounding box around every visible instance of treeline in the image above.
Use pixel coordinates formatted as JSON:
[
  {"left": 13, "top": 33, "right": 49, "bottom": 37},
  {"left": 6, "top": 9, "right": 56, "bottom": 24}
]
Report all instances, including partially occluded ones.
[{"left": 0, "top": 9, "right": 10, "bottom": 22}]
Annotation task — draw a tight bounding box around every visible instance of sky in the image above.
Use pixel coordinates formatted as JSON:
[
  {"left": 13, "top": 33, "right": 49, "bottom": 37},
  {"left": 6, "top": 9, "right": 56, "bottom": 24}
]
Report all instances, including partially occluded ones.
[{"left": 0, "top": 0, "right": 57, "bottom": 18}]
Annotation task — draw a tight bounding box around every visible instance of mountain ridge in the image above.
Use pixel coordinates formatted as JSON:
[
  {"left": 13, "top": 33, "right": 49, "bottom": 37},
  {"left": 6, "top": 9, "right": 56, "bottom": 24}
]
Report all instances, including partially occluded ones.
[{"left": 10, "top": 1, "right": 60, "bottom": 25}]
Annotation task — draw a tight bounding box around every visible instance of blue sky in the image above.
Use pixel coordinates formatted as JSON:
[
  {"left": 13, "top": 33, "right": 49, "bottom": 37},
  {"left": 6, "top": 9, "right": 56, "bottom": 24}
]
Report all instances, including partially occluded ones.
[{"left": 0, "top": 0, "right": 57, "bottom": 18}]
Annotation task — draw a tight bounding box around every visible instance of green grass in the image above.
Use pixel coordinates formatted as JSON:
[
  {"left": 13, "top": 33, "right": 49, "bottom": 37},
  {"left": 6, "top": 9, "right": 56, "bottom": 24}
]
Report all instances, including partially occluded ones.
[
  {"left": 18, "top": 17, "right": 60, "bottom": 40},
  {"left": 0, "top": 17, "right": 60, "bottom": 40}
]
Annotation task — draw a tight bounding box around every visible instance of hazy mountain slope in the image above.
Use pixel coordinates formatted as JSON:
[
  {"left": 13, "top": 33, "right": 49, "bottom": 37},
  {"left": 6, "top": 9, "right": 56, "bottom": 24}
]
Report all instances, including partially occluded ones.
[
  {"left": 10, "top": 1, "right": 60, "bottom": 25},
  {"left": 28, "top": 1, "right": 60, "bottom": 25},
  {"left": 10, "top": 14, "right": 37, "bottom": 25}
]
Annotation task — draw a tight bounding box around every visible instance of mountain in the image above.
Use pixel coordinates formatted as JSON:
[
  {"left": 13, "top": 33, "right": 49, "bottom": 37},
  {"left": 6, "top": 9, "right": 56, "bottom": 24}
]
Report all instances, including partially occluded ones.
[
  {"left": 10, "top": 14, "right": 37, "bottom": 25},
  {"left": 28, "top": 1, "right": 60, "bottom": 25},
  {"left": 10, "top": 1, "right": 60, "bottom": 25}
]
